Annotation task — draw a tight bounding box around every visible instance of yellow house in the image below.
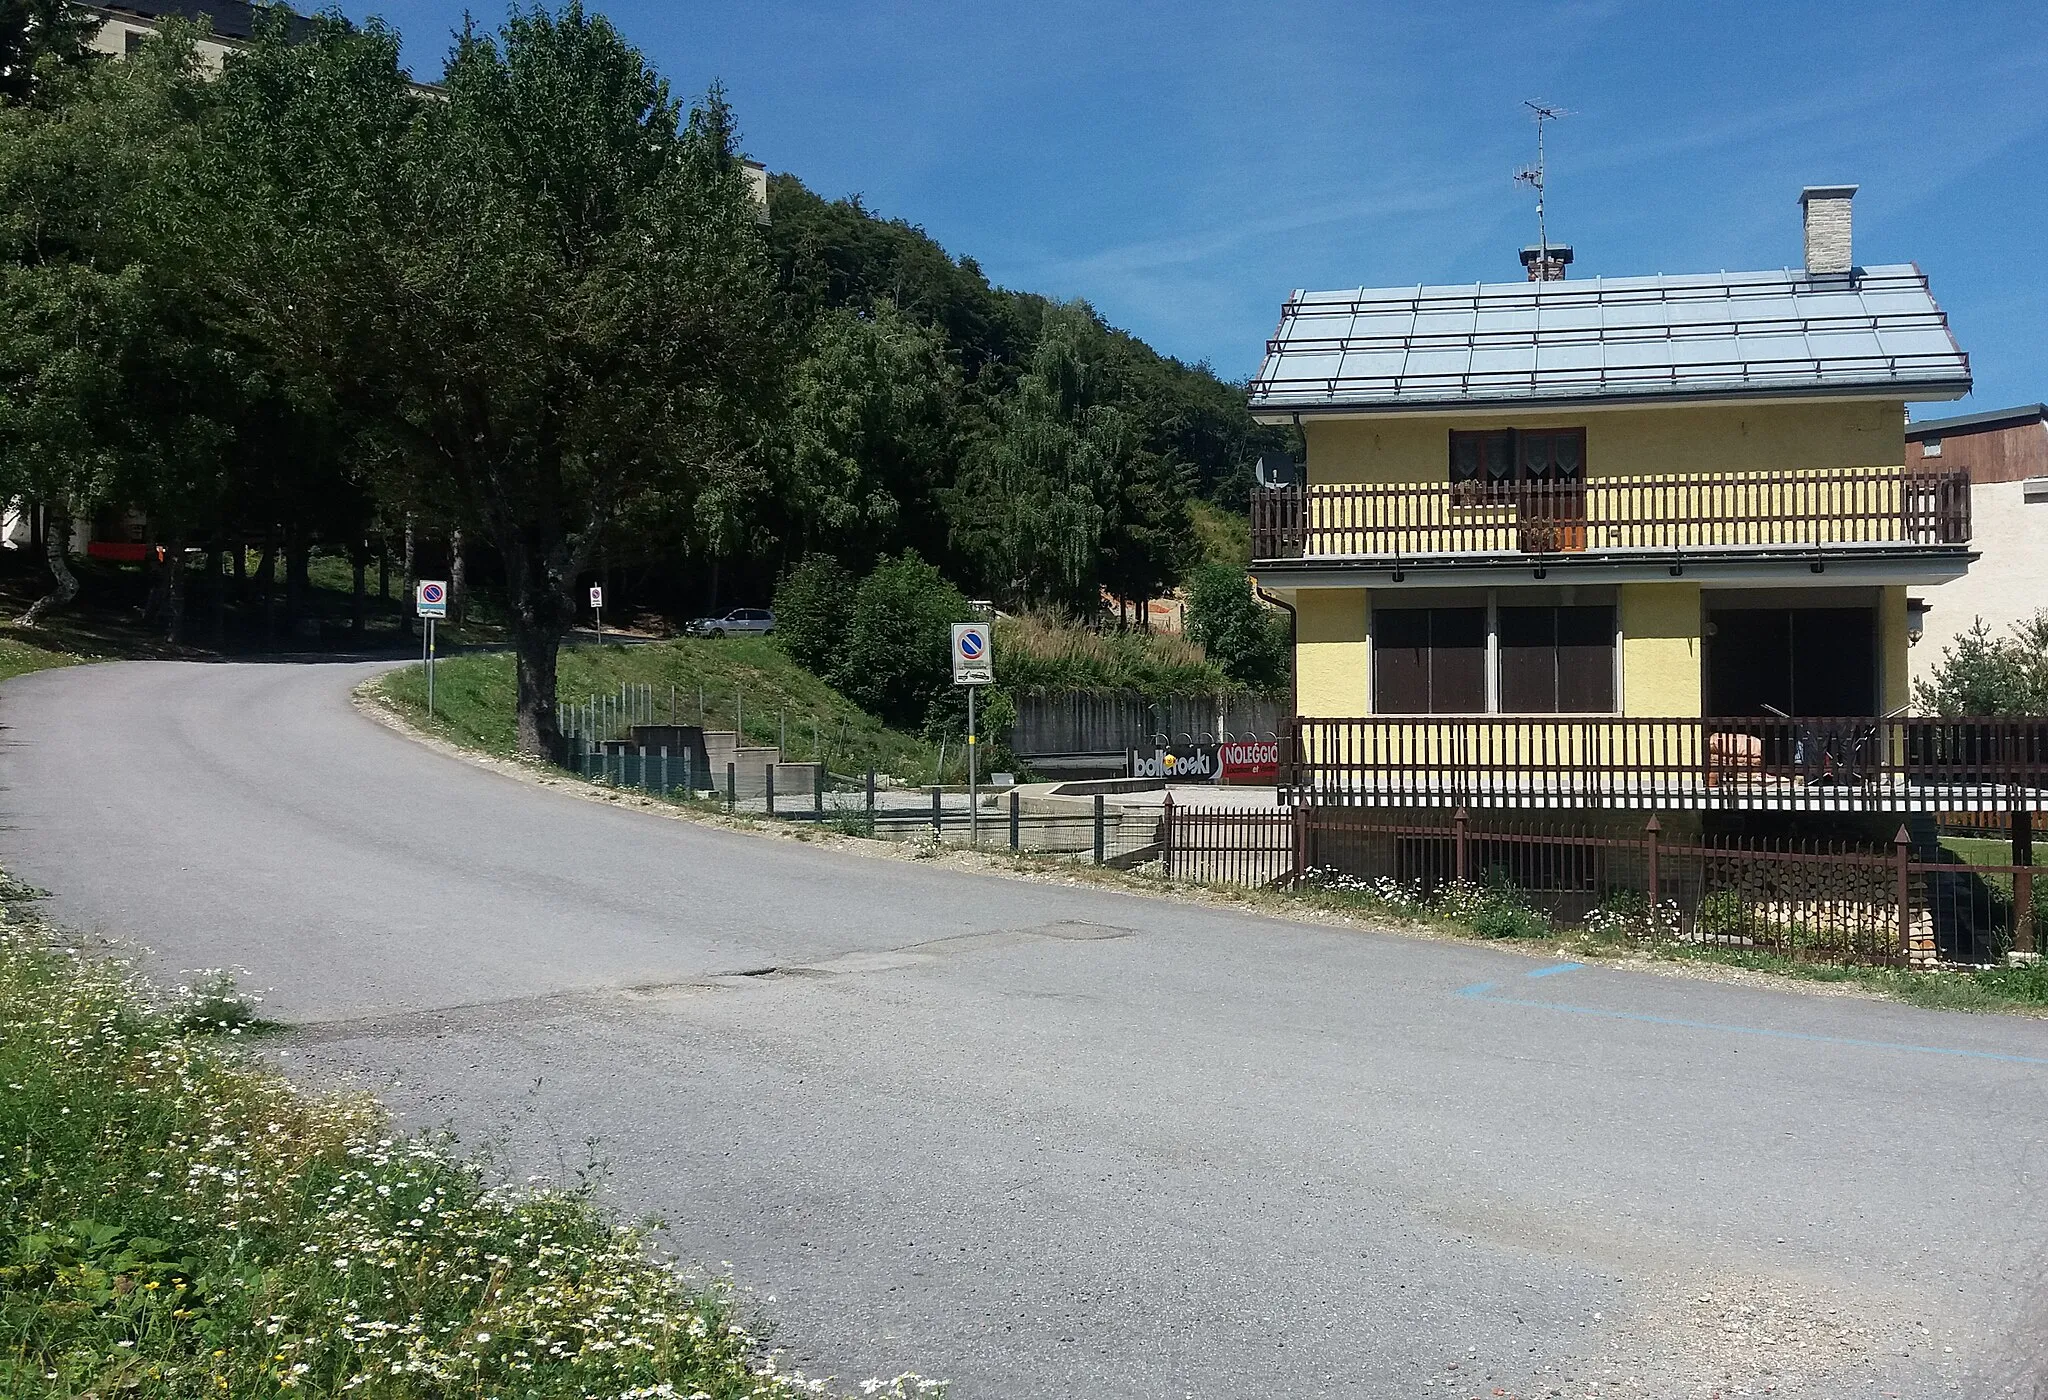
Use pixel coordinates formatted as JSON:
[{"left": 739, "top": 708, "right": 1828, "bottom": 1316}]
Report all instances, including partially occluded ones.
[{"left": 1244, "top": 187, "right": 2023, "bottom": 816}]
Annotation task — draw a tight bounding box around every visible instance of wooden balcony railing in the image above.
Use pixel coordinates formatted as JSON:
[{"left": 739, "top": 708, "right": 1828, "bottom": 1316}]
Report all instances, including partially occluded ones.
[
  {"left": 1249, "top": 467, "right": 1971, "bottom": 562},
  {"left": 1282, "top": 715, "right": 2048, "bottom": 813}
]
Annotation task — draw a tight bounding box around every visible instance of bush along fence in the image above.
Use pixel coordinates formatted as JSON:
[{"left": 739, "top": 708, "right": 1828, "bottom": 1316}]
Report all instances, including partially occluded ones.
[{"left": 1160, "top": 799, "right": 2042, "bottom": 969}]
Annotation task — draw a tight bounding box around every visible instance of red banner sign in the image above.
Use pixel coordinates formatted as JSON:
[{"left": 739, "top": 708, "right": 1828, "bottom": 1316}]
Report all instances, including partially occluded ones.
[{"left": 1218, "top": 738, "right": 1279, "bottom": 782}]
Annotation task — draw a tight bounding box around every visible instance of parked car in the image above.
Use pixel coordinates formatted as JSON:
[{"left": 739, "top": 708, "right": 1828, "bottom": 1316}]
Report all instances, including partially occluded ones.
[{"left": 686, "top": 608, "right": 774, "bottom": 638}]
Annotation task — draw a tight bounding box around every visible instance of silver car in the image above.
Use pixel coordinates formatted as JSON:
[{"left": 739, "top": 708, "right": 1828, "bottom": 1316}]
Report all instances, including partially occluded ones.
[{"left": 688, "top": 608, "right": 775, "bottom": 638}]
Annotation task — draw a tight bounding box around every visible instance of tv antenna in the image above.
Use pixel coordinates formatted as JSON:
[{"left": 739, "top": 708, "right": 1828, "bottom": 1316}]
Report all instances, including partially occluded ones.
[{"left": 1515, "top": 101, "right": 1569, "bottom": 259}]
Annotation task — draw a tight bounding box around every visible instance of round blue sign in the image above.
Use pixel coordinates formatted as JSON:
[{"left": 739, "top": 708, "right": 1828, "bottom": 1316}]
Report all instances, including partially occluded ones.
[
  {"left": 959, "top": 630, "right": 984, "bottom": 659},
  {"left": 421, "top": 583, "right": 445, "bottom": 604}
]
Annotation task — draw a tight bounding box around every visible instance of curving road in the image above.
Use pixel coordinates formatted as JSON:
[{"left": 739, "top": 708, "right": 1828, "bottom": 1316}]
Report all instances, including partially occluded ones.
[{"left": 6, "top": 659, "right": 2048, "bottom": 1397}]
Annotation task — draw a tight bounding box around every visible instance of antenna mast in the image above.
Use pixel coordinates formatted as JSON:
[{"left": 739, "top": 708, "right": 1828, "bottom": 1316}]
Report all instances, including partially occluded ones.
[{"left": 1515, "top": 101, "right": 1568, "bottom": 260}]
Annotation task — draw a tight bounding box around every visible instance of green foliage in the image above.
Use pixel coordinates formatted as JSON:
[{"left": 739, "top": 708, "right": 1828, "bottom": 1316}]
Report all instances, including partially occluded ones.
[
  {"left": 1914, "top": 611, "right": 2048, "bottom": 715},
  {"left": 1187, "top": 498, "right": 1251, "bottom": 568},
  {"left": 0, "top": 0, "right": 98, "bottom": 108},
  {"left": 0, "top": 894, "right": 941, "bottom": 1399},
  {"left": 832, "top": 552, "right": 975, "bottom": 730},
  {"left": 993, "top": 610, "right": 1237, "bottom": 698},
  {"left": 772, "top": 554, "right": 856, "bottom": 676},
  {"left": 1184, "top": 563, "right": 1288, "bottom": 692},
  {"left": 379, "top": 636, "right": 943, "bottom": 780},
  {"left": 778, "top": 306, "right": 961, "bottom": 563}
]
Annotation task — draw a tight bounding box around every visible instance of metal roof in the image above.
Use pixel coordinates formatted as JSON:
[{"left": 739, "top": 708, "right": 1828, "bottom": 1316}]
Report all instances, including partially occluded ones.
[
  {"left": 1906, "top": 403, "right": 2045, "bottom": 438},
  {"left": 1249, "top": 264, "right": 1971, "bottom": 417}
]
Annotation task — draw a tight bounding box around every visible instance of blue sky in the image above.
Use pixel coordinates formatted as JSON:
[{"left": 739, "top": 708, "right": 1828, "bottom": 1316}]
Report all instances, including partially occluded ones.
[{"left": 355, "top": 1, "right": 2048, "bottom": 418}]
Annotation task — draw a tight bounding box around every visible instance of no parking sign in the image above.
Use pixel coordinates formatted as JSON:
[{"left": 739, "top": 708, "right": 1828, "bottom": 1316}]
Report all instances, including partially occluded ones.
[
  {"left": 415, "top": 580, "right": 448, "bottom": 618},
  {"left": 951, "top": 623, "right": 993, "bottom": 686}
]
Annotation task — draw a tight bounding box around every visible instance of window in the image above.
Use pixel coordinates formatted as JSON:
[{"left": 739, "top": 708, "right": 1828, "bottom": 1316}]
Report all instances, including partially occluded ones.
[
  {"left": 1498, "top": 605, "right": 1616, "bottom": 713},
  {"left": 1920, "top": 436, "right": 1942, "bottom": 458},
  {"left": 1373, "top": 607, "right": 1486, "bottom": 714},
  {"left": 2023, "top": 478, "right": 2047, "bottom": 505},
  {"left": 1449, "top": 427, "right": 1586, "bottom": 501}
]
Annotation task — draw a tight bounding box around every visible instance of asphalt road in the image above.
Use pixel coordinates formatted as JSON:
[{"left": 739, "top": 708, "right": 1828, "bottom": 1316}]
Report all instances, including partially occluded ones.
[{"left": 6, "top": 659, "right": 2048, "bottom": 1399}]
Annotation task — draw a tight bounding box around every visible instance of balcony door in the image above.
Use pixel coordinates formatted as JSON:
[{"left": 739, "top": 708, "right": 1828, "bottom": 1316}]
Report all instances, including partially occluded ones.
[
  {"left": 1515, "top": 430, "right": 1586, "bottom": 552},
  {"left": 1706, "top": 607, "right": 1876, "bottom": 717}
]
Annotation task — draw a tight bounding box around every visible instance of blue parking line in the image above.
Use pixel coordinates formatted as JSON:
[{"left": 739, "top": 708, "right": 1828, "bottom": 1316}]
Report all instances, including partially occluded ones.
[{"left": 1455, "top": 964, "right": 2048, "bottom": 1067}]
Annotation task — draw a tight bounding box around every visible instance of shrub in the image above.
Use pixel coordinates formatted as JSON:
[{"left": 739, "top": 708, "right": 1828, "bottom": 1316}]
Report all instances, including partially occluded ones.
[
  {"left": 772, "top": 555, "right": 856, "bottom": 677},
  {"left": 832, "top": 551, "right": 976, "bottom": 731},
  {"left": 1183, "top": 563, "right": 1288, "bottom": 692},
  {"left": 1915, "top": 610, "right": 2048, "bottom": 715}
]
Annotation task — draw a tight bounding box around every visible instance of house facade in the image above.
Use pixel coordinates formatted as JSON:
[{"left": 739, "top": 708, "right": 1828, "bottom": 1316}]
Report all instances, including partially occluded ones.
[
  {"left": 1243, "top": 187, "right": 2038, "bottom": 821},
  {"left": 1904, "top": 404, "right": 2048, "bottom": 682}
]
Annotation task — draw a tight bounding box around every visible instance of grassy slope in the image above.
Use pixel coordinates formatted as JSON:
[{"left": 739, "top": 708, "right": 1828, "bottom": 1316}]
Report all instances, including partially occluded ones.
[
  {"left": 1187, "top": 499, "right": 1250, "bottom": 569},
  {"left": 378, "top": 638, "right": 947, "bottom": 781}
]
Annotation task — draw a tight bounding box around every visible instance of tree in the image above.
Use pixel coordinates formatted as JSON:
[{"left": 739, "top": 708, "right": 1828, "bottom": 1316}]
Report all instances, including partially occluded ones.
[
  {"left": 0, "top": 0, "right": 97, "bottom": 108},
  {"left": 778, "top": 305, "right": 960, "bottom": 563},
  {"left": 832, "top": 551, "right": 974, "bottom": 730},
  {"left": 216, "top": 6, "right": 781, "bottom": 754},
  {"left": 1184, "top": 562, "right": 1287, "bottom": 693},
  {"left": 1915, "top": 612, "right": 2048, "bottom": 715},
  {"left": 771, "top": 554, "right": 854, "bottom": 677}
]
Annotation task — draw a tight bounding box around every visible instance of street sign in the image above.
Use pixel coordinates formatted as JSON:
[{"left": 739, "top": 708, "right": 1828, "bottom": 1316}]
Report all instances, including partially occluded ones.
[
  {"left": 589, "top": 585, "right": 604, "bottom": 609},
  {"left": 415, "top": 580, "right": 448, "bottom": 618},
  {"left": 951, "top": 623, "right": 993, "bottom": 686}
]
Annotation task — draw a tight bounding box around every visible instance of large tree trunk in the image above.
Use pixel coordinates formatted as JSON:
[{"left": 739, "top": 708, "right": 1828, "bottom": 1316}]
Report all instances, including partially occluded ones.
[
  {"left": 449, "top": 528, "right": 467, "bottom": 627},
  {"left": 255, "top": 538, "right": 277, "bottom": 647},
  {"left": 495, "top": 524, "right": 574, "bottom": 760},
  {"left": 207, "top": 546, "right": 226, "bottom": 648},
  {"left": 162, "top": 542, "right": 185, "bottom": 642},
  {"left": 400, "top": 517, "right": 416, "bottom": 639},
  {"left": 17, "top": 505, "right": 78, "bottom": 627},
  {"left": 511, "top": 614, "right": 562, "bottom": 758},
  {"left": 284, "top": 532, "right": 310, "bottom": 632},
  {"left": 350, "top": 542, "right": 368, "bottom": 638}
]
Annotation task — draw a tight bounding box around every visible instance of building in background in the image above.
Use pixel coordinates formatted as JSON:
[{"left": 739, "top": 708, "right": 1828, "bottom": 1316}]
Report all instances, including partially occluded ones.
[{"left": 1904, "top": 404, "right": 2048, "bottom": 680}]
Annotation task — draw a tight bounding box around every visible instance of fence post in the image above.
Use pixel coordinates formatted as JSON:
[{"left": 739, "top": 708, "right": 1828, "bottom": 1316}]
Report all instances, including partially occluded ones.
[
  {"left": 1009, "top": 788, "right": 1021, "bottom": 851},
  {"left": 726, "top": 761, "right": 736, "bottom": 812},
  {"left": 815, "top": 761, "right": 825, "bottom": 818},
  {"left": 1644, "top": 814, "right": 1661, "bottom": 909},
  {"left": 1291, "top": 800, "right": 1308, "bottom": 884},
  {"left": 931, "top": 785, "right": 942, "bottom": 836},
  {"left": 1093, "top": 794, "right": 1106, "bottom": 864},
  {"left": 2014, "top": 804, "right": 2035, "bottom": 956},
  {"left": 660, "top": 746, "right": 669, "bottom": 796},
  {"left": 1894, "top": 824, "right": 1913, "bottom": 964},
  {"left": 638, "top": 744, "right": 649, "bottom": 794},
  {"left": 765, "top": 765, "right": 776, "bottom": 817},
  {"left": 1453, "top": 806, "right": 1470, "bottom": 883},
  {"left": 866, "top": 767, "right": 876, "bottom": 823},
  {"left": 1161, "top": 791, "right": 1175, "bottom": 879}
]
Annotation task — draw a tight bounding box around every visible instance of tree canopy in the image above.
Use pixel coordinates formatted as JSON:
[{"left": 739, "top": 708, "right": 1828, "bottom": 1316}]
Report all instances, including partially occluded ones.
[{"left": 0, "top": 2, "right": 1289, "bottom": 753}]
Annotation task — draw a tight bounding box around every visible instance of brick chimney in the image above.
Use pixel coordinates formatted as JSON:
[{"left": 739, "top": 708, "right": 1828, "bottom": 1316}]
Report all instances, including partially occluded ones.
[
  {"left": 1799, "top": 185, "right": 1857, "bottom": 276},
  {"left": 1519, "top": 243, "right": 1573, "bottom": 282}
]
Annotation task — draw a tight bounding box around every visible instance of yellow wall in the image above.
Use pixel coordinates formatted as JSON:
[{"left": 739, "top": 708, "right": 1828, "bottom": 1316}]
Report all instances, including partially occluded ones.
[
  {"left": 1295, "top": 589, "right": 1367, "bottom": 717},
  {"left": 1620, "top": 583, "right": 1702, "bottom": 715},
  {"left": 1303, "top": 399, "right": 1906, "bottom": 488}
]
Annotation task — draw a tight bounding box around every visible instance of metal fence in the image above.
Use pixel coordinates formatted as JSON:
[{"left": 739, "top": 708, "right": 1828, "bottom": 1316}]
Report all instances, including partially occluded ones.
[{"left": 1012, "top": 692, "right": 1284, "bottom": 765}]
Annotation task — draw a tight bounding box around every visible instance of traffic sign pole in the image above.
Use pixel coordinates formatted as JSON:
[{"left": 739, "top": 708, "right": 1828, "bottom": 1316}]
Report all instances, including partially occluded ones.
[
  {"left": 427, "top": 617, "right": 436, "bottom": 718},
  {"left": 968, "top": 685, "right": 978, "bottom": 848}
]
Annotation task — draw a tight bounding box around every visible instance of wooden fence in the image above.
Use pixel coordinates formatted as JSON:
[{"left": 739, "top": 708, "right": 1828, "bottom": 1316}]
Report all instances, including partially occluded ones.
[{"left": 1161, "top": 798, "right": 2039, "bottom": 968}]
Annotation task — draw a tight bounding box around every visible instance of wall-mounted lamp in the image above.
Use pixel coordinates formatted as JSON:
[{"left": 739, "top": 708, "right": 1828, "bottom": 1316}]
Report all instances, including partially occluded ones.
[{"left": 1907, "top": 597, "right": 1929, "bottom": 646}]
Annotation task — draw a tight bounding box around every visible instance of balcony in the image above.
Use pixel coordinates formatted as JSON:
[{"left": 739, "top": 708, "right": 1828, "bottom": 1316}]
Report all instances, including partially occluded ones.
[
  {"left": 1249, "top": 466, "right": 1971, "bottom": 565},
  {"left": 1282, "top": 715, "right": 2048, "bottom": 814}
]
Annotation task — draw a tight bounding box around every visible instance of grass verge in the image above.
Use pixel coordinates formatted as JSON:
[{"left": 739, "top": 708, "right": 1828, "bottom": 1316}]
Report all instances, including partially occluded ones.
[
  {"left": 0, "top": 890, "right": 940, "bottom": 1399},
  {"left": 377, "top": 638, "right": 945, "bottom": 781}
]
